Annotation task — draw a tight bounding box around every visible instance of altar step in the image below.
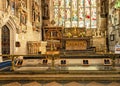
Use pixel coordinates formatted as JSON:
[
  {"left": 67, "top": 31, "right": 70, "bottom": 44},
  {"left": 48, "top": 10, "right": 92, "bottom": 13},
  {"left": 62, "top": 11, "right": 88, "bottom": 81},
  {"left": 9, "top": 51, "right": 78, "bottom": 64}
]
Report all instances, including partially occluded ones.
[
  {"left": 0, "top": 73, "right": 120, "bottom": 81},
  {"left": 60, "top": 49, "right": 96, "bottom": 55}
]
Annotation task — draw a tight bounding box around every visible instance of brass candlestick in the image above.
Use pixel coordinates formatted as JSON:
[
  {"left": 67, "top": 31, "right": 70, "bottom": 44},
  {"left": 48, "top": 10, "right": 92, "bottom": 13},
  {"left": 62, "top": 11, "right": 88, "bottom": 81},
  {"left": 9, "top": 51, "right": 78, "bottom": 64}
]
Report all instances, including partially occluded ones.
[{"left": 72, "top": 26, "right": 78, "bottom": 37}]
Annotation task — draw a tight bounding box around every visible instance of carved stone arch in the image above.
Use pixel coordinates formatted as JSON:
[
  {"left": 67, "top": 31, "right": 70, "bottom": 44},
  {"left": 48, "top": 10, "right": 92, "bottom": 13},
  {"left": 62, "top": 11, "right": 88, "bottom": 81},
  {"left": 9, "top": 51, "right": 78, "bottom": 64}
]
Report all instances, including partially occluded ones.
[
  {"left": 6, "top": 17, "right": 17, "bottom": 54},
  {"left": 0, "top": 16, "right": 17, "bottom": 55}
]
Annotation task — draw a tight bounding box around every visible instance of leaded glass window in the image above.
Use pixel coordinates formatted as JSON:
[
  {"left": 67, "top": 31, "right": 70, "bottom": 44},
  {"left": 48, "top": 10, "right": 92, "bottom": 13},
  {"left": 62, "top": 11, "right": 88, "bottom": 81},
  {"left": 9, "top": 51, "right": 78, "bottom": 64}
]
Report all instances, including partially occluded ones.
[{"left": 53, "top": 0, "right": 97, "bottom": 29}]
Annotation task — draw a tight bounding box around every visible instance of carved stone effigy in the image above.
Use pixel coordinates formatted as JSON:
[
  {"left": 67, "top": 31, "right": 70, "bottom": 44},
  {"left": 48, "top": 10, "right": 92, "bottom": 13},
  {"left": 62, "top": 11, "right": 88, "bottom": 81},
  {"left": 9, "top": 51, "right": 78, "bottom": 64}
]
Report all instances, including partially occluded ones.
[{"left": 27, "top": 41, "right": 41, "bottom": 54}]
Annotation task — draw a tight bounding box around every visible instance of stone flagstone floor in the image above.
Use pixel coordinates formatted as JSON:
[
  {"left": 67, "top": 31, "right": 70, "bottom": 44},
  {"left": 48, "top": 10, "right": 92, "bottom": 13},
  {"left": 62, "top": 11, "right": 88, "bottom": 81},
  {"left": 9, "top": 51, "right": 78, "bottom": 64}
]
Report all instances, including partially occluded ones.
[{"left": 0, "top": 81, "right": 120, "bottom": 86}]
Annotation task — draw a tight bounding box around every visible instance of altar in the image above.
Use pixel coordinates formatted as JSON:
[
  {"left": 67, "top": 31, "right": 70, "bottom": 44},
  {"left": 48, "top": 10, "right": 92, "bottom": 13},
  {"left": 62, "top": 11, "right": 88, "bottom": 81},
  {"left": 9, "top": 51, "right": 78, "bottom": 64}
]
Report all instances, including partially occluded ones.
[
  {"left": 62, "top": 37, "right": 91, "bottom": 50},
  {"left": 62, "top": 27, "right": 95, "bottom": 53},
  {"left": 62, "top": 37, "right": 92, "bottom": 51}
]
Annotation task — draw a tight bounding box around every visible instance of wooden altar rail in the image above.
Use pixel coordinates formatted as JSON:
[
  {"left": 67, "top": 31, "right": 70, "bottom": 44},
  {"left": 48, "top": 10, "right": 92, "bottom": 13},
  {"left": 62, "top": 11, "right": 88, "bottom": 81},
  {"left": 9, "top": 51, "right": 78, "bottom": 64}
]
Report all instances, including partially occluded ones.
[{"left": 0, "top": 53, "right": 120, "bottom": 71}]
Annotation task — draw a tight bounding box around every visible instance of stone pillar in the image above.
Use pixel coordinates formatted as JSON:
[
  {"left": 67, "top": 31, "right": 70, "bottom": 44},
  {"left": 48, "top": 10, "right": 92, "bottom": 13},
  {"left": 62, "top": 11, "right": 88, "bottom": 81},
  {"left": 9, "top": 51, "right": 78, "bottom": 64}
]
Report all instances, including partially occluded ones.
[
  {"left": 27, "top": 0, "right": 31, "bottom": 22},
  {"left": 0, "top": 28, "right": 3, "bottom": 62},
  {"left": 0, "top": 0, "right": 3, "bottom": 11},
  {"left": 100, "top": 18, "right": 107, "bottom": 52},
  {"left": 100, "top": 18, "right": 107, "bottom": 31},
  {"left": 99, "top": 0, "right": 108, "bottom": 33}
]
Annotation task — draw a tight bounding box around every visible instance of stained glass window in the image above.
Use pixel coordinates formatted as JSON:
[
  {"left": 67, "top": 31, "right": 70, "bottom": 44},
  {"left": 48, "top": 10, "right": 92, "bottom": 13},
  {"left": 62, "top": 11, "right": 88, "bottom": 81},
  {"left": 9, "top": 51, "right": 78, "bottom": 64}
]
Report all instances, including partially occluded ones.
[{"left": 53, "top": 0, "right": 97, "bottom": 29}]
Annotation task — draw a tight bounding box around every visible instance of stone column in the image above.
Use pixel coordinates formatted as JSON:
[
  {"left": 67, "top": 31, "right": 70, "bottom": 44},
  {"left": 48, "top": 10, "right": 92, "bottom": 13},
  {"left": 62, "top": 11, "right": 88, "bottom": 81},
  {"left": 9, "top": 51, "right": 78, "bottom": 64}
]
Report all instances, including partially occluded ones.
[
  {"left": 100, "top": 18, "right": 107, "bottom": 31},
  {"left": 100, "top": 18, "right": 107, "bottom": 52},
  {"left": 0, "top": 28, "right": 3, "bottom": 62},
  {"left": 27, "top": 0, "right": 30, "bottom": 22},
  {"left": 0, "top": 0, "right": 3, "bottom": 11}
]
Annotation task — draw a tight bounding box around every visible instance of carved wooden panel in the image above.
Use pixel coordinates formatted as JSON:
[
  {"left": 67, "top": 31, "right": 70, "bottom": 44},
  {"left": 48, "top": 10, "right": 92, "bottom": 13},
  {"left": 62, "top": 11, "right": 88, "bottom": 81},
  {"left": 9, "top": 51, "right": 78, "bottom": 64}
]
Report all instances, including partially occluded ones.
[
  {"left": 43, "top": 26, "right": 63, "bottom": 40},
  {"left": 42, "top": 26, "right": 63, "bottom": 50}
]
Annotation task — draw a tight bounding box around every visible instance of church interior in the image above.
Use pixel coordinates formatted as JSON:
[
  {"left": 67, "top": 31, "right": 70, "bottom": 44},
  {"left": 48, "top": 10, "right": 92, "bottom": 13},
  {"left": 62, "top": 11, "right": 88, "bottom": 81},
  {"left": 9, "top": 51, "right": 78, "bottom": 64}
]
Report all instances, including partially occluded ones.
[{"left": 0, "top": 0, "right": 120, "bottom": 85}]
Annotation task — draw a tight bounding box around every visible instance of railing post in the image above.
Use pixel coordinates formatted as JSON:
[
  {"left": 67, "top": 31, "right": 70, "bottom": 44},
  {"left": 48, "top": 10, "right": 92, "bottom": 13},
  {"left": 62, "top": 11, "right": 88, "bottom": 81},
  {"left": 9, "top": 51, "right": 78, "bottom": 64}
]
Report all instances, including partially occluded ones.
[
  {"left": 11, "top": 55, "right": 15, "bottom": 71},
  {"left": 111, "top": 53, "right": 116, "bottom": 70},
  {"left": 51, "top": 54, "right": 55, "bottom": 70}
]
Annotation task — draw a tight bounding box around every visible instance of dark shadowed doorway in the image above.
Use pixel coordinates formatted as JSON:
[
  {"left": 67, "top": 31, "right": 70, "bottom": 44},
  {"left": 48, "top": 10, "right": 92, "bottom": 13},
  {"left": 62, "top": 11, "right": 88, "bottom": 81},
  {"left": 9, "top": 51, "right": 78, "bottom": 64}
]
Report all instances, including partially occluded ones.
[{"left": 2, "top": 25, "right": 10, "bottom": 60}]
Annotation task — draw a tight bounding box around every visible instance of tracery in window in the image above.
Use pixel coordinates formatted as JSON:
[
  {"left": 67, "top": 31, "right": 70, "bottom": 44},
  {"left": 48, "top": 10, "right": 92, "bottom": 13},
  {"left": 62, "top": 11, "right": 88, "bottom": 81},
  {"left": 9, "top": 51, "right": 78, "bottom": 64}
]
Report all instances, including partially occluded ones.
[{"left": 53, "top": 0, "right": 97, "bottom": 29}]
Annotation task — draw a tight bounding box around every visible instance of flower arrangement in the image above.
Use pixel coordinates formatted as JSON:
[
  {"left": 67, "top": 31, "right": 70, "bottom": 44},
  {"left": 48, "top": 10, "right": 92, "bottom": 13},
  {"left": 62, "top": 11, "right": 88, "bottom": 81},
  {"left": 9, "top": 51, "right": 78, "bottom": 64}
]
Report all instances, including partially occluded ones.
[
  {"left": 67, "top": 32, "right": 72, "bottom": 38},
  {"left": 79, "top": 32, "right": 86, "bottom": 37}
]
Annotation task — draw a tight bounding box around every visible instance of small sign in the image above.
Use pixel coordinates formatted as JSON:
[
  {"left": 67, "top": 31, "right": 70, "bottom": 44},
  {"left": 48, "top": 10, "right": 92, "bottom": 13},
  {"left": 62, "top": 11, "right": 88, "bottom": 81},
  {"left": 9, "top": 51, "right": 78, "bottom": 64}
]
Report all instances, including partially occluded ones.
[{"left": 115, "top": 45, "right": 120, "bottom": 53}]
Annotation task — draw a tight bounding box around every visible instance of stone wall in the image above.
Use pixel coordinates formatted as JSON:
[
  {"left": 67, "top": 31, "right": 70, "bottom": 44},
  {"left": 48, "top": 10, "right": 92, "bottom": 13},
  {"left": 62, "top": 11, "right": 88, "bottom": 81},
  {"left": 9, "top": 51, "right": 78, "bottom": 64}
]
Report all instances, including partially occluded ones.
[
  {"left": 108, "top": 0, "right": 120, "bottom": 52},
  {"left": 14, "top": 0, "right": 42, "bottom": 54},
  {"left": 0, "top": 0, "right": 42, "bottom": 57}
]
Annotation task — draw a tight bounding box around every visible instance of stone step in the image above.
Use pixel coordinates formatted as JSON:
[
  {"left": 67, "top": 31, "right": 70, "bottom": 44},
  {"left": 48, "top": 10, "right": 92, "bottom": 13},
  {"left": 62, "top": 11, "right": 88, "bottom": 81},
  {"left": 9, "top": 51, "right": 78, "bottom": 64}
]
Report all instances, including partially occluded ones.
[
  {"left": 1, "top": 81, "right": 120, "bottom": 86},
  {"left": 0, "top": 74, "right": 120, "bottom": 81}
]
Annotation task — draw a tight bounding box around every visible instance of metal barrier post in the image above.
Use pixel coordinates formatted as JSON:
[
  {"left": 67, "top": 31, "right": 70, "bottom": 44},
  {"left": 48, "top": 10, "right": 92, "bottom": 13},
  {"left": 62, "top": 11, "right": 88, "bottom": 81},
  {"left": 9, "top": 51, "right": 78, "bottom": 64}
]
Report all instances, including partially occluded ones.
[{"left": 11, "top": 55, "right": 15, "bottom": 71}]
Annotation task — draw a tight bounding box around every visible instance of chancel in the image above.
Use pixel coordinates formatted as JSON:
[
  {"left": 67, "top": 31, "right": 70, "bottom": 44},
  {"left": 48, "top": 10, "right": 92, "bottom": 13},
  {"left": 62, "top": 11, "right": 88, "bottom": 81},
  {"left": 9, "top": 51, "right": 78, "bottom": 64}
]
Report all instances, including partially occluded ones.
[{"left": 0, "top": 0, "right": 120, "bottom": 85}]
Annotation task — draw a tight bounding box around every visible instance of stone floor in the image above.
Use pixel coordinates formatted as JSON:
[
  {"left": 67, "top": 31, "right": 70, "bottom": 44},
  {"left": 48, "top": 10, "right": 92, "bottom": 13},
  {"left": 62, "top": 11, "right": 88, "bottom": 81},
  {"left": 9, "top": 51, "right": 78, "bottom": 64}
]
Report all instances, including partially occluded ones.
[
  {"left": 0, "top": 81, "right": 120, "bottom": 86},
  {"left": 0, "top": 60, "right": 120, "bottom": 86},
  {"left": 14, "top": 65, "right": 114, "bottom": 72}
]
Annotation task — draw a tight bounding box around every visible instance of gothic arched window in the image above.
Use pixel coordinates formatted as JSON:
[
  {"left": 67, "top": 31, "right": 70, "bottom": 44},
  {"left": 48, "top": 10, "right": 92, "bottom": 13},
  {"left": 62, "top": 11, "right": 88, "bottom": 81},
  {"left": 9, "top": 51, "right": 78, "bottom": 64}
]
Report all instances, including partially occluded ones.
[
  {"left": 53, "top": 0, "right": 97, "bottom": 29},
  {"left": 2, "top": 25, "right": 10, "bottom": 56}
]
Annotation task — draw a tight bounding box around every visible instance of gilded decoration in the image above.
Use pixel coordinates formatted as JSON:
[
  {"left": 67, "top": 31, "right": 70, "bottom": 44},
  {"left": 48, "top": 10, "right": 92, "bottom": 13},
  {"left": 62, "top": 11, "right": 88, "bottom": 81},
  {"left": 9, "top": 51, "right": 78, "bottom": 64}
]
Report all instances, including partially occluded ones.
[{"left": 64, "top": 27, "right": 86, "bottom": 38}]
